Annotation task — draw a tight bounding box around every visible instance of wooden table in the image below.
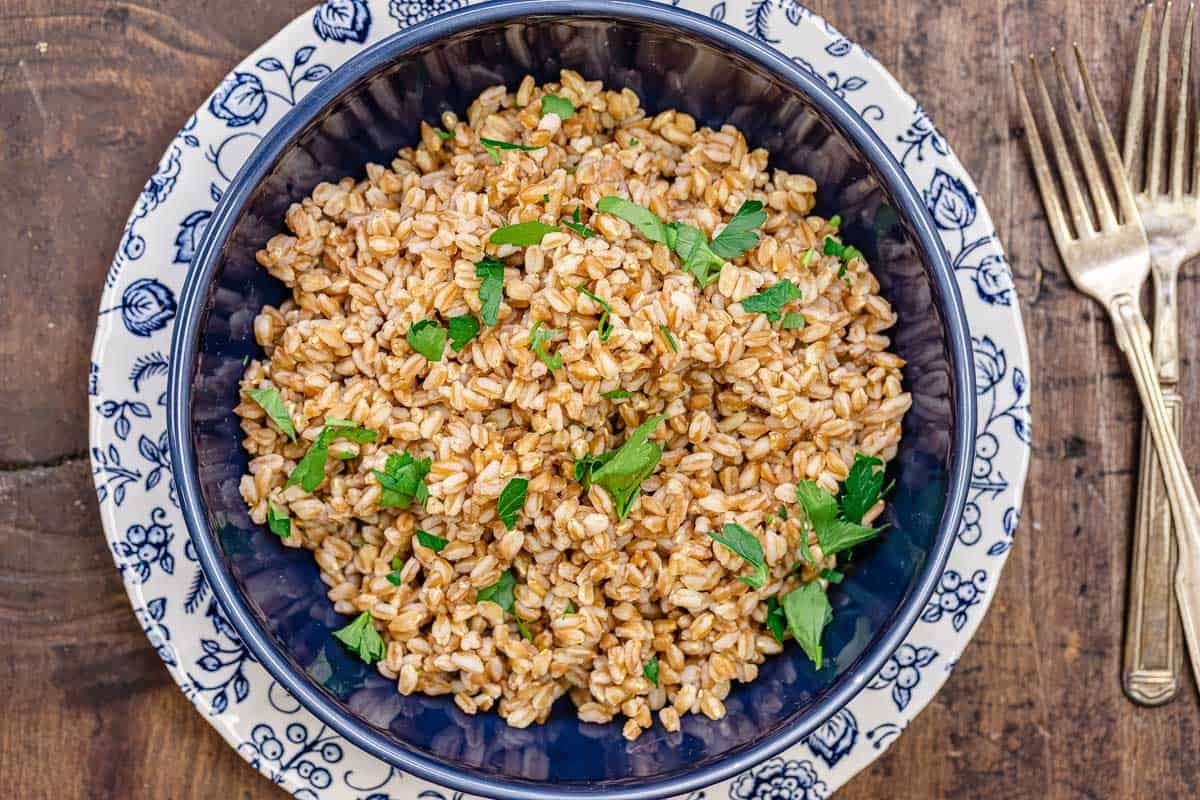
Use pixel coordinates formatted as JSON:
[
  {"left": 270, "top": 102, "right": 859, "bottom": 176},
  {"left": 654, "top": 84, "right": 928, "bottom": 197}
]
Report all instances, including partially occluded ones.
[{"left": 2, "top": 0, "right": 1198, "bottom": 796}]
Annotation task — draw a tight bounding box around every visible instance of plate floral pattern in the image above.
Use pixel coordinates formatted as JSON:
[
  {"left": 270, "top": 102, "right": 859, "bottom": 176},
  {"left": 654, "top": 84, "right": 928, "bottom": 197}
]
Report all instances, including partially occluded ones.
[{"left": 88, "top": 1, "right": 1030, "bottom": 797}]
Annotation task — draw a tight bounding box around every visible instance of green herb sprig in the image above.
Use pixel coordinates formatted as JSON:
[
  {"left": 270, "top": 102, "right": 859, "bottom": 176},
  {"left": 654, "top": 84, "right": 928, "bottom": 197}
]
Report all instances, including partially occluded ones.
[
  {"left": 287, "top": 419, "right": 377, "bottom": 492},
  {"left": 475, "top": 256, "right": 506, "bottom": 326},
  {"left": 738, "top": 279, "right": 802, "bottom": 323},
  {"left": 372, "top": 451, "right": 431, "bottom": 509},
  {"left": 540, "top": 94, "right": 575, "bottom": 120},
  {"left": 529, "top": 321, "right": 563, "bottom": 370},
  {"left": 498, "top": 477, "right": 528, "bottom": 530},
  {"left": 706, "top": 523, "right": 769, "bottom": 588},
  {"left": 332, "top": 611, "right": 386, "bottom": 664},
  {"left": 575, "top": 414, "right": 666, "bottom": 520},
  {"left": 477, "top": 568, "right": 532, "bottom": 640},
  {"left": 490, "top": 221, "right": 560, "bottom": 246},
  {"left": 479, "top": 137, "right": 544, "bottom": 165},
  {"left": 245, "top": 387, "right": 297, "bottom": 441}
]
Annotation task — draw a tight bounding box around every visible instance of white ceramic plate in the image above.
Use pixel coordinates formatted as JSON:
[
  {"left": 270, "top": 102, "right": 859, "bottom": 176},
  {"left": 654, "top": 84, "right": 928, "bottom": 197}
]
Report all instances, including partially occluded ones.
[{"left": 89, "top": 1, "right": 1030, "bottom": 797}]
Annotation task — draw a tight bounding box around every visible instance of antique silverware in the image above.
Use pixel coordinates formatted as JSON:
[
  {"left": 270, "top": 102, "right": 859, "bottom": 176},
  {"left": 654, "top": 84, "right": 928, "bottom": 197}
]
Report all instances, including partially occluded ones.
[
  {"left": 1012, "top": 46, "right": 1200, "bottom": 691},
  {"left": 1120, "top": 1, "right": 1198, "bottom": 706}
]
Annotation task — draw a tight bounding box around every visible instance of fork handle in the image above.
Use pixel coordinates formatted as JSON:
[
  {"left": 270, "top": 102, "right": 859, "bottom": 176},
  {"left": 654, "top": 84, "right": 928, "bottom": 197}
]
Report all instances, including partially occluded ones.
[
  {"left": 1150, "top": 265, "right": 1180, "bottom": 384},
  {"left": 1123, "top": 391, "right": 1183, "bottom": 705},
  {"left": 1110, "top": 293, "right": 1200, "bottom": 691}
]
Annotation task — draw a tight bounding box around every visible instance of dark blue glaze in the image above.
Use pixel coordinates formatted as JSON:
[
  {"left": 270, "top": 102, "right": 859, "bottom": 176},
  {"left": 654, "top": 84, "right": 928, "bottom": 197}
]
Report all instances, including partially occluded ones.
[{"left": 168, "top": 2, "right": 976, "bottom": 798}]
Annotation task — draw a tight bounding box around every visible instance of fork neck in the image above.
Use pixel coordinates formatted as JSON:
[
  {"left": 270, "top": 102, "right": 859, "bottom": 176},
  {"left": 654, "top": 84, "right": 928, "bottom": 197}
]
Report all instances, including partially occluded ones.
[{"left": 1148, "top": 256, "right": 1182, "bottom": 385}]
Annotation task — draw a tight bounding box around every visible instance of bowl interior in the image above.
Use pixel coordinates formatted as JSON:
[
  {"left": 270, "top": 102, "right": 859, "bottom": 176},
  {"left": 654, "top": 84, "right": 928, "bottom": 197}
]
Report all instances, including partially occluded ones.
[{"left": 180, "top": 7, "right": 966, "bottom": 796}]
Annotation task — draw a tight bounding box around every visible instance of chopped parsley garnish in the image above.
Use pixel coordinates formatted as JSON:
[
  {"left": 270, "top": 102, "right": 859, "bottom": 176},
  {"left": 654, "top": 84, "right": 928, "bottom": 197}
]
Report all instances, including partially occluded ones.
[
  {"left": 738, "top": 279, "right": 802, "bottom": 322},
  {"left": 477, "top": 568, "right": 532, "bottom": 640},
  {"left": 782, "top": 312, "right": 806, "bottom": 330},
  {"left": 595, "top": 196, "right": 764, "bottom": 287},
  {"left": 823, "top": 235, "right": 864, "bottom": 277},
  {"left": 706, "top": 522, "right": 769, "bottom": 588},
  {"left": 643, "top": 655, "right": 660, "bottom": 686},
  {"left": 801, "top": 248, "right": 818, "bottom": 266},
  {"left": 479, "top": 137, "right": 544, "bottom": 165},
  {"left": 670, "top": 222, "right": 726, "bottom": 287},
  {"left": 447, "top": 315, "right": 480, "bottom": 352},
  {"left": 475, "top": 256, "right": 506, "bottom": 326},
  {"left": 782, "top": 581, "right": 832, "bottom": 668},
  {"left": 498, "top": 477, "right": 528, "bottom": 531},
  {"left": 821, "top": 567, "right": 845, "bottom": 584},
  {"left": 415, "top": 530, "right": 448, "bottom": 552},
  {"left": 406, "top": 319, "right": 446, "bottom": 362},
  {"left": 435, "top": 127, "right": 455, "bottom": 140},
  {"left": 596, "top": 196, "right": 671, "bottom": 243},
  {"left": 778, "top": 504, "right": 789, "bottom": 521},
  {"left": 245, "top": 387, "right": 297, "bottom": 441},
  {"left": 839, "top": 453, "right": 892, "bottom": 524},
  {"left": 765, "top": 596, "right": 787, "bottom": 643},
  {"left": 287, "top": 419, "right": 377, "bottom": 492},
  {"left": 629, "top": 137, "right": 640, "bottom": 146},
  {"left": 709, "top": 200, "right": 768, "bottom": 259},
  {"left": 601, "top": 389, "right": 632, "bottom": 400},
  {"left": 577, "top": 283, "right": 614, "bottom": 341},
  {"left": 827, "top": 214, "right": 841, "bottom": 230},
  {"left": 266, "top": 502, "right": 290, "bottom": 538},
  {"left": 541, "top": 94, "right": 575, "bottom": 120},
  {"left": 543, "top": 193, "right": 551, "bottom": 203},
  {"left": 372, "top": 451, "right": 431, "bottom": 509},
  {"left": 242, "top": 354, "right": 250, "bottom": 366},
  {"left": 578, "top": 414, "right": 666, "bottom": 520},
  {"left": 793, "top": 455, "right": 890, "bottom": 557},
  {"left": 660, "top": 324, "right": 678, "bottom": 353},
  {"left": 490, "top": 220, "right": 560, "bottom": 246},
  {"left": 332, "top": 611, "right": 386, "bottom": 664},
  {"left": 386, "top": 555, "right": 404, "bottom": 585},
  {"left": 564, "top": 601, "right": 577, "bottom": 615},
  {"left": 563, "top": 206, "right": 596, "bottom": 238},
  {"left": 529, "top": 321, "right": 563, "bottom": 369}
]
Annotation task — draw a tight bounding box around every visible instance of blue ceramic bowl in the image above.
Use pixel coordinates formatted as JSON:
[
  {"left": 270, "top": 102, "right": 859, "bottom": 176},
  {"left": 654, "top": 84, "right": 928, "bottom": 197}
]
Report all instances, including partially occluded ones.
[{"left": 168, "top": 2, "right": 975, "bottom": 798}]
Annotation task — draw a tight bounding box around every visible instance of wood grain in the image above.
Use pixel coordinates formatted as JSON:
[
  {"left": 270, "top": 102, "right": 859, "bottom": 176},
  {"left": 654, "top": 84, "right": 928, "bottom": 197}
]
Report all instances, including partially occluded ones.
[{"left": 1, "top": 0, "right": 1198, "bottom": 797}]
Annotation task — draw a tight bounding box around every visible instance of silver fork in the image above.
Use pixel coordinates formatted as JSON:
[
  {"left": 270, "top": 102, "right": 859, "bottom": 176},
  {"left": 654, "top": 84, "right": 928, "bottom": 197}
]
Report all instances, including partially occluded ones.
[
  {"left": 1120, "top": 1, "right": 1198, "bottom": 706},
  {"left": 1012, "top": 47, "right": 1200, "bottom": 689}
]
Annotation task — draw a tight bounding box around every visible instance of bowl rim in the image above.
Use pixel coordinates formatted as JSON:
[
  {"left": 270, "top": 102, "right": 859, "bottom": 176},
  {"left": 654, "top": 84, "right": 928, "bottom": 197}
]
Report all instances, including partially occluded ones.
[{"left": 168, "top": 1, "right": 976, "bottom": 797}]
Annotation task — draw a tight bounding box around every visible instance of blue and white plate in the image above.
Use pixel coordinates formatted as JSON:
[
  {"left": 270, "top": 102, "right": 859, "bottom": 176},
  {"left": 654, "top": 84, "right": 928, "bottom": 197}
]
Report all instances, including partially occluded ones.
[{"left": 89, "top": 1, "right": 1030, "bottom": 797}]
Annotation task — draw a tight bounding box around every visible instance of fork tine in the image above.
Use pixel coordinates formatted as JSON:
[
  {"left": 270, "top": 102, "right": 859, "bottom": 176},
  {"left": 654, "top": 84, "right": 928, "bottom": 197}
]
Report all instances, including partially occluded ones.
[
  {"left": 1054, "top": 50, "right": 1119, "bottom": 230},
  {"left": 1124, "top": 3, "right": 1156, "bottom": 187},
  {"left": 1031, "top": 53, "right": 1096, "bottom": 237},
  {"left": 1148, "top": 2, "right": 1174, "bottom": 196},
  {"left": 1075, "top": 44, "right": 1142, "bottom": 224},
  {"left": 1172, "top": 5, "right": 1195, "bottom": 199},
  {"left": 1012, "top": 62, "right": 1075, "bottom": 252}
]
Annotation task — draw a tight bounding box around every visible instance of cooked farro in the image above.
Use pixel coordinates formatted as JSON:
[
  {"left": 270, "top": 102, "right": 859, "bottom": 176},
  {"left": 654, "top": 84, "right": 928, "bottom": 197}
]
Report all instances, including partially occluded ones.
[{"left": 236, "top": 71, "right": 909, "bottom": 740}]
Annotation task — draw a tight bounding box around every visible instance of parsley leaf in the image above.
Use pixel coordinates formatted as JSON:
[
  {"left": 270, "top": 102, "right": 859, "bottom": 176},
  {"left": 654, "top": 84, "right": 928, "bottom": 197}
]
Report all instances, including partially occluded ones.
[
  {"left": 529, "top": 321, "right": 563, "bottom": 370},
  {"left": 782, "top": 581, "right": 831, "bottom": 668},
  {"left": 435, "top": 127, "right": 455, "bottom": 140},
  {"left": 475, "top": 256, "right": 506, "bottom": 326},
  {"left": 332, "top": 611, "right": 386, "bottom": 664},
  {"left": 643, "top": 655, "right": 660, "bottom": 686},
  {"left": 574, "top": 451, "right": 614, "bottom": 492},
  {"left": 447, "top": 315, "right": 480, "bottom": 352},
  {"left": 563, "top": 206, "right": 596, "bottom": 238},
  {"left": 827, "top": 214, "right": 842, "bottom": 230},
  {"left": 795, "top": 477, "right": 884, "bottom": 557},
  {"left": 782, "top": 312, "right": 806, "bottom": 330},
  {"left": 765, "top": 596, "right": 787, "bottom": 643},
  {"left": 823, "top": 235, "right": 864, "bottom": 277},
  {"left": 406, "top": 320, "right": 446, "bottom": 362},
  {"left": 596, "top": 196, "right": 670, "bottom": 244},
  {"left": 540, "top": 94, "right": 575, "bottom": 120},
  {"left": 477, "top": 568, "right": 532, "bottom": 640},
  {"left": 710, "top": 200, "right": 767, "bottom": 259},
  {"left": 586, "top": 414, "right": 666, "bottom": 520},
  {"left": 266, "top": 502, "right": 290, "bottom": 538},
  {"left": 840, "top": 453, "right": 890, "bottom": 524},
  {"left": 577, "top": 283, "right": 614, "bottom": 341},
  {"left": 601, "top": 389, "right": 631, "bottom": 400},
  {"left": 287, "top": 419, "right": 377, "bottom": 492},
  {"left": 659, "top": 324, "right": 678, "bottom": 353},
  {"left": 821, "top": 567, "right": 845, "bottom": 584},
  {"left": 738, "top": 279, "right": 802, "bottom": 322},
  {"left": 416, "top": 530, "right": 448, "bottom": 552},
  {"left": 479, "top": 137, "right": 544, "bottom": 165},
  {"left": 629, "top": 137, "right": 640, "bottom": 146},
  {"left": 498, "top": 477, "right": 528, "bottom": 530},
  {"left": 669, "top": 222, "right": 726, "bottom": 287},
  {"left": 372, "top": 451, "right": 431, "bottom": 509},
  {"left": 564, "top": 601, "right": 577, "bottom": 615},
  {"left": 490, "top": 221, "right": 560, "bottom": 246},
  {"left": 246, "top": 387, "right": 297, "bottom": 441},
  {"left": 706, "top": 523, "right": 769, "bottom": 588},
  {"left": 778, "top": 504, "right": 789, "bottom": 521}
]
